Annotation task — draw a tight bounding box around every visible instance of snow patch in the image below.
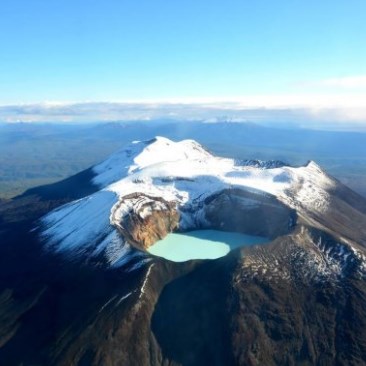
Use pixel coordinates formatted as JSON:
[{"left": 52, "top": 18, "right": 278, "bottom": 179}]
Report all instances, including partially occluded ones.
[{"left": 41, "top": 190, "right": 117, "bottom": 253}]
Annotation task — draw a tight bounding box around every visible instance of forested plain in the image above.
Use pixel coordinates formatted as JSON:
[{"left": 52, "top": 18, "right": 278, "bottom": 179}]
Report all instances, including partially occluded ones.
[{"left": 1, "top": 121, "right": 365, "bottom": 199}]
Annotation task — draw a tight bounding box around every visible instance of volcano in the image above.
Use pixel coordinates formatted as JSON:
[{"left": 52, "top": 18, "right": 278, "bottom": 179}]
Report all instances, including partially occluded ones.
[{"left": 1, "top": 137, "right": 366, "bottom": 365}]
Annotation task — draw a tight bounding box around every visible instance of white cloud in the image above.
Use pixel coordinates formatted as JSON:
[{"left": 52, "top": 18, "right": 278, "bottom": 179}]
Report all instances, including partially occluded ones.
[
  {"left": 1, "top": 95, "right": 366, "bottom": 129},
  {"left": 314, "top": 75, "right": 366, "bottom": 89}
]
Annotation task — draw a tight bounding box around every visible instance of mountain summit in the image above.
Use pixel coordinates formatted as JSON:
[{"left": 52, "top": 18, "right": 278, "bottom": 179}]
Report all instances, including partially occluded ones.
[{"left": 1, "top": 137, "right": 366, "bottom": 365}]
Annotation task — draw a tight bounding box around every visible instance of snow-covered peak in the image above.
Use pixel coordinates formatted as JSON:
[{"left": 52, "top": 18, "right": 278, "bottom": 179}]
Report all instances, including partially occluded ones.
[
  {"left": 284, "top": 160, "right": 335, "bottom": 213},
  {"left": 92, "top": 137, "right": 211, "bottom": 189},
  {"left": 304, "top": 160, "right": 325, "bottom": 171},
  {"left": 40, "top": 137, "right": 339, "bottom": 268}
]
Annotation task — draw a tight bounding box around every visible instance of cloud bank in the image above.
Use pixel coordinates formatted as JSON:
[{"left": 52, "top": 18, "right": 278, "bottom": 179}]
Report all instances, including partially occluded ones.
[
  {"left": 317, "top": 75, "right": 366, "bottom": 89},
  {"left": 1, "top": 95, "right": 366, "bottom": 131}
]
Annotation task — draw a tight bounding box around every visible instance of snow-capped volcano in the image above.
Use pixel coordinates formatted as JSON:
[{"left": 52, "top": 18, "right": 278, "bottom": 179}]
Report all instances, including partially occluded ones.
[
  {"left": 39, "top": 137, "right": 365, "bottom": 279},
  {"left": 2, "top": 136, "right": 366, "bottom": 365}
]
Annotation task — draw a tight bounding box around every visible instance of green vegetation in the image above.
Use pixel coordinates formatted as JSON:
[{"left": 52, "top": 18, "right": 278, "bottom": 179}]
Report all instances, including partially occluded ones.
[
  {"left": 1, "top": 122, "right": 366, "bottom": 198},
  {"left": 0, "top": 124, "right": 124, "bottom": 198}
]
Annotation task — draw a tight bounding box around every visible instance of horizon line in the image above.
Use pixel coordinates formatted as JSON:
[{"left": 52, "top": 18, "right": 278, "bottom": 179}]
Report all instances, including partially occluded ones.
[{"left": 2, "top": 93, "right": 366, "bottom": 109}]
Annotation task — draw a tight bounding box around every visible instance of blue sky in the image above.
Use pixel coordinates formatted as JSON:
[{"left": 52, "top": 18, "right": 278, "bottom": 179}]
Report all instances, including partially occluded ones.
[{"left": 1, "top": 0, "right": 366, "bottom": 125}]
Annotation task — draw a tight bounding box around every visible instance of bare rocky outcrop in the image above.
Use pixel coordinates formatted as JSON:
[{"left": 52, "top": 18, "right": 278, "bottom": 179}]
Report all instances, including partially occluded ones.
[
  {"left": 112, "top": 193, "right": 180, "bottom": 250},
  {"left": 124, "top": 209, "right": 179, "bottom": 250}
]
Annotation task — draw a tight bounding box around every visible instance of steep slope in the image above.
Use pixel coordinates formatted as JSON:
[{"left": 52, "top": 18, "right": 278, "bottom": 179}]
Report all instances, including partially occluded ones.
[{"left": 0, "top": 137, "right": 366, "bottom": 365}]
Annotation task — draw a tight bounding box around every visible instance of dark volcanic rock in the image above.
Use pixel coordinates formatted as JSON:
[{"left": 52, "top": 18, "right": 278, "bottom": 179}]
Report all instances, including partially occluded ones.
[
  {"left": 114, "top": 193, "right": 180, "bottom": 250},
  {"left": 19, "top": 167, "right": 98, "bottom": 201},
  {"left": 203, "top": 188, "right": 297, "bottom": 238}
]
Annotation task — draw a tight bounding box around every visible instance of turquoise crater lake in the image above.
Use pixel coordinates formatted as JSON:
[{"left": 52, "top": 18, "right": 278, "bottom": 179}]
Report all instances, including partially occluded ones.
[{"left": 147, "top": 230, "right": 269, "bottom": 262}]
